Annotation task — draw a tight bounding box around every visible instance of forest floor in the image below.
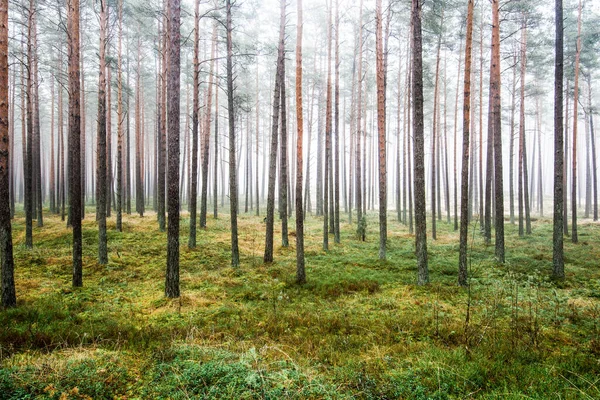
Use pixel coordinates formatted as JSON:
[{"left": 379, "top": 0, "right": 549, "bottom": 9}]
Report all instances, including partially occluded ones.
[{"left": 1, "top": 207, "right": 600, "bottom": 399}]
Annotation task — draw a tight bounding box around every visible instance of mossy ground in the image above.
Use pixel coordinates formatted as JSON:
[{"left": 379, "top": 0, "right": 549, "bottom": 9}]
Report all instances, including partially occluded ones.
[{"left": 1, "top": 206, "right": 600, "bottom": 399}]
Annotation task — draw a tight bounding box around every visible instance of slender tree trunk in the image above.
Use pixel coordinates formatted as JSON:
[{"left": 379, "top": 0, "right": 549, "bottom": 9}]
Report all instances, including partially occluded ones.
[
  {"left": 431, "top": 16, "right": 443, "bottom": 241},
  {"left": 226, "top": 0, "right": 239, "bottom": 268},
  {"left": 264, "top": 0, "right": 285, "bottom": 263},
  {"left": 323, "top": 1, "right": 332, "bottom": 250},
  {"left": 165, "top": 0, "right": 181, "bottom": 297},
  {"left": 412, "top": 0, "right": 428, "bottom": 285},
  {"left": 355, "top": 0, "right": 364, "bottom": 235},
  {"left": 200, "top": 24, "right": 217, "bottom": 228},
  {"left": 571, "top": 0, "right": 582, "bottom": 244},
  {"left": 553, "top": 0, "right": 565, "bottom": 279},
  {"left": 459, "top": 0, "right": 474, "bottom": 287},
  {"left": 189, "top": 0, "right": 200, "bottom": 247},
  {"left": 96, "top": 0, "right": 108, "bottom": 265},
  {"left": 509, "top": 52, "right": 517, "bottom": 225},
  {"left": 0, "top": 0, "right": 15, "bottom": 307},
  {"left": 490, "top": 0, "right": 504, "bottom": 262},
  {"left": 280, "top": 62, "right": 289, "bottom": 247},
  {"left": 295, "top": 0, "right": 305, "bottom": 284},
  {"left": 376, "top": 0, "right": 386, "bottom": 259},
  {"left": 116, "top": 0, "right": 124, "bottom": 232},
  {"left": 68, "top": 0, "right": 83, "bottom": 287},
  {"left": 213, "top": 69, "right": 219, "bottom": 219},
  {"left": 157, "top": 10, "right": 167, "bottom": 232},
  {"left": 589, "top": 78, "right": 598, "bottom": 221}
]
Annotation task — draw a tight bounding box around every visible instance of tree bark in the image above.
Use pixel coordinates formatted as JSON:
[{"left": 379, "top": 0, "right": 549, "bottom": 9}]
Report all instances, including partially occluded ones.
[
  {"left": 459, "top": 0, "right": 474, "bottom": 287},
  {"left": 165, "top": 0, "right": 181, "bottom": 298},
  {"left": 295, "top": 0, "right": 305, "bottom": 284},
  {"left": 226, "top": 0, "right": 239, "bottom": 268},
  {"left": 376, "top": 0, "right": 386, "bottom": 259},
  {"left": 0, "top": 0, "right": 15, "bottom": 307},
  {"left": 571, "top": 0, "right": 582, "bottom": 244},
  {"left": 68, "top": 0, "right": 83, "bottom": 287},
  {"left": 264, "top": 0, "right": 285, "bottom": 263},
  {"left": 189, "top": 0, "right": 200, "bottom": 247},
  {"left": 412, "top": 0, "right": 428, "bottom": 285},
  {"left": 553, "top": 0, "right": 565, "bottom": 279},
  {"left": 96, "top": 0, "right": 108, "bottom": 265}
]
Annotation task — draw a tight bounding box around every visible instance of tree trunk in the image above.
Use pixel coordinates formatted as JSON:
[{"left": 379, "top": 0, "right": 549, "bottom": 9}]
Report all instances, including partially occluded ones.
[
  {"left": 116, "top": 0, "right": 124, "bottom": 232},
  {"left": 376, "top": 0, "right": 386, "bottom": 259},
  {"left": 226, "top": 0, "right": 239, "bottom": 268},
  {"left": 165, "top": 0, "right": 181, "bottom": 298},
  {"left": 96, "top": 0, "right": 108, "bottom": 265},
  {"left": 200, "top": 24, "right": 217, "bottom": 228},
  {"left": 491, "top": 0, "right": 504, "bottom": 262},
  {"left": 552, "top": 0, "right": 565, "bottom": 279},
  {"left": 68, "top": 0, "right": 83, "bottom": 287},
  {"left": 189, "top": 0, "right": 200, "bottom": 248},
  {"left": 571, "top": 0, "right": 582, "bottom": 244},
  {"left": 280, "top": 63, "right": 289, "bottom": 247},
  {"left": 0, "top": 0, "right": 15, "bottom": 307},
  {"left": 459, "top": 0, "right": 474, "bottom": 287},
  {"left": 264, "top": 0, "right": 285, "bottom": 263},
  {"left": 412, "top": 0, "right": 428, "bottom": 285},
  {"left": 589, "top": 78, "right": 598, "bottom": 221},
  {"left": 295, "top": 0, "right": 305, "bottom": 284}
]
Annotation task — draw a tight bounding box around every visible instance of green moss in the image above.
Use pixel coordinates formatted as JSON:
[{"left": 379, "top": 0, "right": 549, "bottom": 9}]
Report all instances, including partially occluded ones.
[{"left": 1, "top": 208, "right": 600, "bottom": 398}]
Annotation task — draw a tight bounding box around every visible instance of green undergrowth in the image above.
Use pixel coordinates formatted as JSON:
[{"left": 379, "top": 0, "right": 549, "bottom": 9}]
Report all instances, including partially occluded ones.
[{"left": 1, "top": 206, "right": 600, "bottom": 399}]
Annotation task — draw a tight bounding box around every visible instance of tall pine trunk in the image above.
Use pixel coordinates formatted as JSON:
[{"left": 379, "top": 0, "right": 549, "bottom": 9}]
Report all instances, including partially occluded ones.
[
  {"left": 165, "top": 0, "right": 181, "bottom": 297},
  {"left": 412, "top": 0, "right": 428, "bottom": 285},
  {"left": 552, "top": 0, "right": 565, "bottom": 279},
  {"left": 0, "top": 0, "right": 15, "bottom": 307}
]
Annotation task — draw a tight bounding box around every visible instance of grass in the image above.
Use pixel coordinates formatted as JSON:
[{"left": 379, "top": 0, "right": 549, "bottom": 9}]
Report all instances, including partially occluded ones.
[{"left": 1, "top": 205, "right": 600, "bottom": 399}]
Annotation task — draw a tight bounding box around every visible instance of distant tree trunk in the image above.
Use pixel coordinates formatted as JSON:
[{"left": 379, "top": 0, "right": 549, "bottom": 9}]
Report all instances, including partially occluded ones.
[
  {"left": 96, "top": 0, "right": 108, "bottom": 265},
  {"left": 226, "top": 0, "right": 239, "bottom": 268},
  {"left": 412, "top": 0, "right": 428, "bottom": 285},
  {"left": 9, "top": 69, "right": 14, "bottom": 219},
  {"left": 375, "top": 0, "right": 386, "bottom": 259},
  {"left": 564, "top": 80, "right": 569, "bottom": 236},
  {"left": 68, "top": 0, "right": 83, "bottom": 287},
  {"left": 106, "top": 50, "right": 112, "bottom": 218},
  {"left": 518, "top": 18, "right": 531, "bottom": 236},
  {"left": 24, "top": 5, "right": 34, "bottom": 248},
  {"left": 0, "top": 0, "right": 16, "bottom": 307},
  {"left": 333, "top": 0, "right": 341, "bottom": 244},
  {"left": 157, "top": 10, "right": 167, "bottom": 232},
  {"left": 295, "top": 0, "right": 306, "bottom": 284},
  {"left": 135, "top": 37, "right": 144, "bottom": 217},
  {"left": 490, "top": 0, "right": 504, "bottom": 262},
  {"left": 116, "top": 0, "right": 124, "bottom": 232},
  {"left": 571, "top": 0, "right": 582, "bottom": 244},
  {"left": 32, "top": 8, "right": 42, "bottom": 228},
  {"left": 552, "top": 0, "right": 565, "bottom": 279},
  {"left": 509, "top": 52, "right": 517, "bottom": 225},
  {"left": 165, "top": 0, "right": 181, "bottom": 298},
  {"left": 255, "top": 67, "right": 260, "bottom": 216},
  {"left": 453, "top": 38, "right": 463, "bottom": 231},
  {"left": 588, "top": 78, "right": 598, "bottom": 221},
  {"left": 323, "top": 1, "right": 332, "bottom": 250},
  {"left": 189, "top": 0, "right": 200, "bottom": 248},
  {"left": 431, "top": 14, "right": 443, "bottom": 241},
  {"left": 126, "top": 37, "right": 131, "bottom": 215},
  {"left": 264, "top": 0, "right": 285, "bottom": 263},
  {"left": 213, "top": 69, "right": 219, "bottom": 219},
  {"left": 280, "top": 62, "right": 289, "bottom": 247},
  {"left": 355, "top": 0, "right": 364, "bottom": 235},
  {"left": 458, "top": 0, "right": 474, "bottom": 287},
  {"left": 200, "top": 24, "right": 217, "bottom": 229},
  {"left": 50, "top": 74, "right": 56, "bottom": 215}
]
